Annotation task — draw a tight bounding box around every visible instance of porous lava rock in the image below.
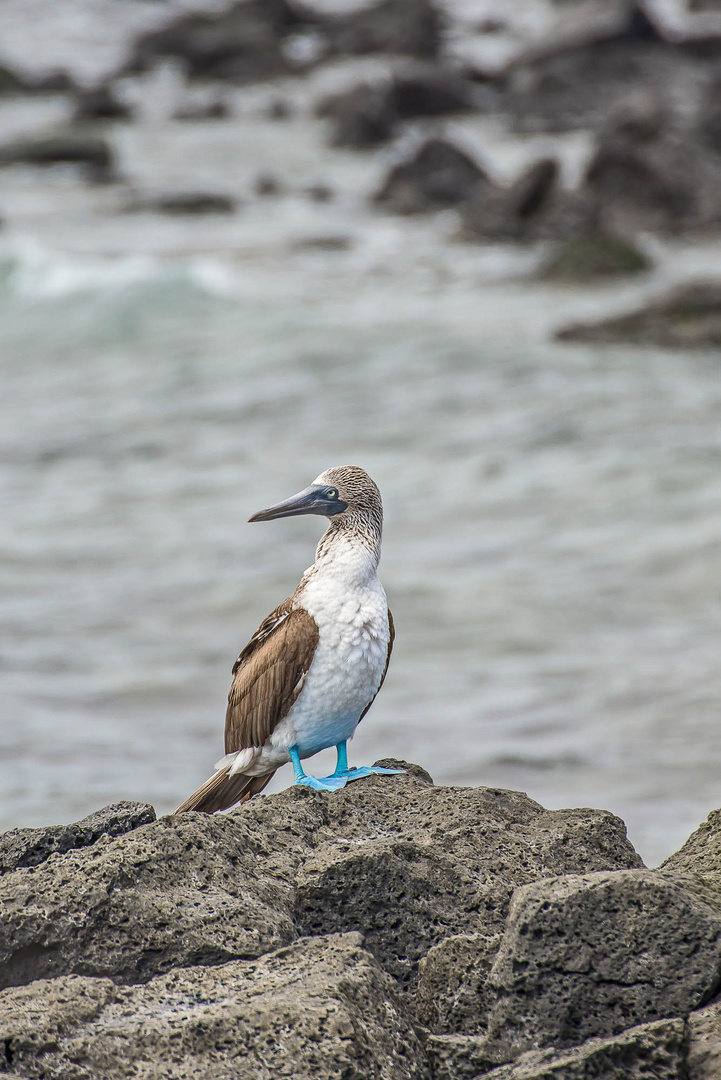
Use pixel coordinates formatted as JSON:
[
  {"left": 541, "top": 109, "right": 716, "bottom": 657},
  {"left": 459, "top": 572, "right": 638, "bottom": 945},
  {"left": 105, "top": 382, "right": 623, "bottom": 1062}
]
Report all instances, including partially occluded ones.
[
  {"left": 0, "top": 934, "right": 428, "bottom": 1080},
  {"left": 4, "top": 764, "right": 721, "bottom": 1078}
]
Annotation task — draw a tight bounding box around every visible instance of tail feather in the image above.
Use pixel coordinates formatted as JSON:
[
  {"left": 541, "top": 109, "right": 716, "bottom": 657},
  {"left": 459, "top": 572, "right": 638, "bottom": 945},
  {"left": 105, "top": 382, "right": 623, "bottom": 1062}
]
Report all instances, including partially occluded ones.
[{"left": 175, "top": 766, "right": 276, "bottom": 814}]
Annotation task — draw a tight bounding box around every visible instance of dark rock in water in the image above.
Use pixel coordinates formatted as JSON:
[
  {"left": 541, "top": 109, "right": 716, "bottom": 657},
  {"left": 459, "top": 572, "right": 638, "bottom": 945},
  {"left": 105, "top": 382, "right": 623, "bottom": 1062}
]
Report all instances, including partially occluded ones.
[
  {"left": 173, "top": 98, "right": 229, "bottom": 121},
  {"left": 131, "top": 0, "right": 305, "bottom": 83},
  {"left": 0, "top": 65, "right": 28, "bottom": 96},
  {"left": 128, "top": 192, "right": 237, "bottom": 215},
  {"left": 255, "top": 172, "right": 283, "bottom": 196},
  {"left": 323, "top": 0, "right": 442, "bottom": 60},
  {"left": 462, "top": 158, "right": 594, "bottom": 243},
  {"left": 318, "top": 66, "right": 474, "bottom": 148},
  {"left": 556, "top": 281, "right": 721, "bottom": 347},
  {"left": 375, "top": 138, "right": 490, "bottom": 213},
  {"left": 6, "top": 766, "right": 721, "bottom": 1078},
  {"left": 0, "top": 802, "right": 155, "bottom": 875},
  {"left": 582, "top": 97, "right": 721, "bottom": 236},
  {"left": 506, "top": 39, "right": 696, "bottom": 134},
  {"left": 540, "top": 231, "right": 651, "bottom": 280},
  {"left": 305, "top": 182, "right": 334, "bottom": 202},
  {"left": 0, "top": 130, "right": 114, "bottom": 177},
  {"left": 0, "top": 935, "right": 429, "bottom": 1080},
  {"left": 72, "top": 85, "right": 132, "bottom": 122},
  {"left": 318, "top": 82, "right": 398, "bottom": 148}
]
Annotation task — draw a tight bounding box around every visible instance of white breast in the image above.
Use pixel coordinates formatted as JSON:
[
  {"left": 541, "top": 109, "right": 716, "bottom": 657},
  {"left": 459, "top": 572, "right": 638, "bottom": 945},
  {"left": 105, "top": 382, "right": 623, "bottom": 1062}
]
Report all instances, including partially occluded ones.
[{"left": 268, "top": 559, "right": 390, "bottom": 760}]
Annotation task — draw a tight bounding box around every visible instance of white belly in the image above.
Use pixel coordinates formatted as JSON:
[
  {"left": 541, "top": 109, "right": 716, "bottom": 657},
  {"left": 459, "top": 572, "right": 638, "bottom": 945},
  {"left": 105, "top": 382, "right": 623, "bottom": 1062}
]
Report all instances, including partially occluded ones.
[{"left": 251, "top": 573, "right": 390, "bottom": 772}]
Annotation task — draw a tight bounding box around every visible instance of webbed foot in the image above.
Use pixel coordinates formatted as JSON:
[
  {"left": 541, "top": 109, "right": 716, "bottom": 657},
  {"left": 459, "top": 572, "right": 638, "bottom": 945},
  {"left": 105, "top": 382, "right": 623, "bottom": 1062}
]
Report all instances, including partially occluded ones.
[
  {"left": 334, "top": 765, "right": 405, "bottom": 783},
  {"left": 293, "top": 773, "right": 348, "bottom": 792}
]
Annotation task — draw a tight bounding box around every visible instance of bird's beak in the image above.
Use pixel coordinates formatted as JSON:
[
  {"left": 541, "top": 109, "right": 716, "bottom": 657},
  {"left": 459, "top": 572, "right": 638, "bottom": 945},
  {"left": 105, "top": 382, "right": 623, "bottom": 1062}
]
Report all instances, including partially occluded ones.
[{"left": 249, "top": 485, "right": 348, "bottom": 522}]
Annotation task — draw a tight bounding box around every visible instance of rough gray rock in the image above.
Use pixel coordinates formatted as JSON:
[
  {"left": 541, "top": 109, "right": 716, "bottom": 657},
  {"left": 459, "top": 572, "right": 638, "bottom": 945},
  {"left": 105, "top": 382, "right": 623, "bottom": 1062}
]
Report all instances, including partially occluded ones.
[
  {"left": 687, "top": 999, "right": 721, "bottom": 1079},
  {"left": 8, "top": 767, "right": 721, "bottom": 1079},
  {"left": 0, "top": 810, "right": 298, "bottom": 990},
  {"left": 375, "top": 139, "right": 491, "bottom": 213},
  {"left": 475, "top": 1018, "right": 686, "bottom": 1080},
  {"left": 0, "top": 934, "right": 428, "bottom": 1080},
  {"left": 416, "top": 933, "right": 502, "bottom": 1033},
  {"left": 0, "top": 765, "right": 641, "bottom": 997},
  {"left": 483, "top": 869, "right": 721, "bottom": 1062},
  {"left": 0, "top": 801, "right": 156, "bottom": 875},
  {"left": 556, "top": 281, "right": 721, "bottom": 347}
]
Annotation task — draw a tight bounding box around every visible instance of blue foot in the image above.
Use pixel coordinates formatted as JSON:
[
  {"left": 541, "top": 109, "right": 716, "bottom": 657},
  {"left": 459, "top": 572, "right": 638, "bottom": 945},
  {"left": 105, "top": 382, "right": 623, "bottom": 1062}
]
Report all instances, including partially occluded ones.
[
  {"left": 294, "top": 773, "right": 348, "bottom": 792},
  {"left": 335, "top": 765, "right": 405, "bottom": 783}
]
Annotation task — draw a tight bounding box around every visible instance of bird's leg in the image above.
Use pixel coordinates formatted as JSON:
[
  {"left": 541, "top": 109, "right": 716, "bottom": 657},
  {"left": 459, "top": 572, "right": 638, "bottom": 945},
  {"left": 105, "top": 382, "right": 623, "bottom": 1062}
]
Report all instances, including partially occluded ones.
[
  {"left": 325, "top": 740, "right": 404, "bottom": 783},
  {"left": 289, "top": 746, "right": 347, "bottom": 792}
]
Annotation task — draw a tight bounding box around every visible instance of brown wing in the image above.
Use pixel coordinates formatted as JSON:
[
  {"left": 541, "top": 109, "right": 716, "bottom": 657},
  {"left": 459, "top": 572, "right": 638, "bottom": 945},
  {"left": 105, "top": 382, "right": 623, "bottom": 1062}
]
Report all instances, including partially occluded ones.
[
  {"left": 225, "top": 604, "right": 319, "bottom": 754},
  {"left": 358, "top": 607, "right": 394, "bottom": 725}
]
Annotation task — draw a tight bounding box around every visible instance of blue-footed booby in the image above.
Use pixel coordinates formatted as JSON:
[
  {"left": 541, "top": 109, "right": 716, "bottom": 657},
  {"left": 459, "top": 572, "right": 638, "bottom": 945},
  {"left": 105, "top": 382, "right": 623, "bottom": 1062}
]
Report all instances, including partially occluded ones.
[{"left": 176, "top": 465, "right": 400, "bottom": 813}]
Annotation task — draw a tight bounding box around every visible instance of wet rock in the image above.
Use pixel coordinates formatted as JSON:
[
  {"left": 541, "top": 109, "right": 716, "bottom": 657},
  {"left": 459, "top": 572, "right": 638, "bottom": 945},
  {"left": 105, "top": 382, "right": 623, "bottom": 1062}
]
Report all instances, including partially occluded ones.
[
  {"left": 483, "top": 869, "right": 721, "bottom": 1061},
  {"left": 0, "top": 802, "right": 155, "bottom": 875},
  {"left": 0, "top": 934, "right": 428, "bottom": 1080},
  {"left": 556, "top": 281, "right": 721, "bottom": 347},
  {"left": 582, "top": 97, "right": 721, "bottom": 235},
  {"left": 318, "top": 82, "right": 398, "bottom": 148},
  {"left": 462, "top": 158, "right": 594, "bottom": 242},
  {"left": 72, "top": 85, "right": 132, "bottom": 122},
  {"left": 0, "top": 130, "right": 114, "bottom": 178},
  {"left": 540, "top": 231, "right": 651, "bottom": 280},
  {"left": 318, "top": 66, "right": 474, "bottom": 148},
  {"left": 173, "top": 98, "right": 229, "bottom": 121},
  {"left": 390, "top": 65, "right": 476, "bottom": 118},
  {"left": 128, "top": 192, "right": 237, "bottom": 215},
  {"left": 375, "top": 138, "right": 491, "bottom": 213},
  {"left": 438, "top": 1018, "right": 686, "bottom": 1080},
  {"left": 0, "top": 65, "right": 28, "bottom": 96},
  {"left": 323, "top": 0, "right": 442, "bottom": 60},
  {"left": 506, "top": 39, "right": 695, "bottom": 134},
  {"left": 131, "top": 0, "right": 305, "bottom": 83}
]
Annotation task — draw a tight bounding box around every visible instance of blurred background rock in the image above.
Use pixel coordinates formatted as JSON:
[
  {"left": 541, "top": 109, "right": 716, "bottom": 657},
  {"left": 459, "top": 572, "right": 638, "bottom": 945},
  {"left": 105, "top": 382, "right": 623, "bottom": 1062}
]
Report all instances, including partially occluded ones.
[{"left": 2, "top": 0, "right": 721, "bottom": 866}]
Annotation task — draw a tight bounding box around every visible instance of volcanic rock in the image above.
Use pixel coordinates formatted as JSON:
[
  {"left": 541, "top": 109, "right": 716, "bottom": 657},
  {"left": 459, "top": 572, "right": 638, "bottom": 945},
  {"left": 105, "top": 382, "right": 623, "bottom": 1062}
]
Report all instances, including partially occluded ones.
[
  {"left": 323, "top": 0, "right": 442, "bottom": 60},
  {"left": 0, "top": 801, "right": 155, "bottom": 876},
  {"left": 556, "top": 281, "right": 721, "bottom": 346},
  {"left": 582, "top": 96, "right": 721, "bottom": 235},
  {"left": 375, "top": 138, "right": 491, "bottom": 213},
  {"left": 0, "top": 130, "right": 114, "bottom": 178},
  {"left": 0, "top": 934, "right": 428, "bottom": 1080},
  {"left": 130, "top": 0, "right": 304, "bottom": 83}
]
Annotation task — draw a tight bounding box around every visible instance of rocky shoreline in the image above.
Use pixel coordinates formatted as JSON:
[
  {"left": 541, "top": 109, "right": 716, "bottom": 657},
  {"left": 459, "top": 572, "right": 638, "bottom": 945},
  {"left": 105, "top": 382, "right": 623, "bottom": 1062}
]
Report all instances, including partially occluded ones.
[
  {"left": 2, "top": 763, "right": 721, "bottom": 1078},
  {"left": 2, "top": 0, "right": 721, "bottom": 340}
]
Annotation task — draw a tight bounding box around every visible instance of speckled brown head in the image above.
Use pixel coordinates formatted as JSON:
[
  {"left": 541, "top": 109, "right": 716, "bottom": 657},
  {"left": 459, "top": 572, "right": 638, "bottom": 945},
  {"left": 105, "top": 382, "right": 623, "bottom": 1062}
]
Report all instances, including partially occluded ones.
[{"left": 249, "top": 465, "right": 382, "bottom": 534}]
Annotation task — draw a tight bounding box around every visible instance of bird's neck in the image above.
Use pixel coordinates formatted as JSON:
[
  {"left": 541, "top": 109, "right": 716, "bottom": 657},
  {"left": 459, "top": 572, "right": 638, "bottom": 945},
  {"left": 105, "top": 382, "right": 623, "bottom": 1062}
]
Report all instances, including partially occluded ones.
[{"left": 313, "top": 513, "right": 382, "bottom": 584}]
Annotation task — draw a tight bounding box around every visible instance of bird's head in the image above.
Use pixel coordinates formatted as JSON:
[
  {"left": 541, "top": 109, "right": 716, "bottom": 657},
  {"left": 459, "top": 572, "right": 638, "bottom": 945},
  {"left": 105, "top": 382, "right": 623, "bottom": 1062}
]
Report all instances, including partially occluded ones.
[{"left": 248, "top": 465, "right": 382, "bottom": 527}]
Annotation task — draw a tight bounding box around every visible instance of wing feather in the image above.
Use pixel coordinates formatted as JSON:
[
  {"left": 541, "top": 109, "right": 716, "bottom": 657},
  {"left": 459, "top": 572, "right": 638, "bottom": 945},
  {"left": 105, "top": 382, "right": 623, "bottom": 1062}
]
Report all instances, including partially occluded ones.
[{"left": 225, "top": 604, "right": 319, "bottom": 754}]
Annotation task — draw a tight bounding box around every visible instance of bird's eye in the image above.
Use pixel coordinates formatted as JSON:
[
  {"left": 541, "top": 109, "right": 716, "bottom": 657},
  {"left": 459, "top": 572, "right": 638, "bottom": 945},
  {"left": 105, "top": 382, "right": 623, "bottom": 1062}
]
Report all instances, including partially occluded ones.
[{"left": 327, "top": 488, "right": 338, "bottom": 500}]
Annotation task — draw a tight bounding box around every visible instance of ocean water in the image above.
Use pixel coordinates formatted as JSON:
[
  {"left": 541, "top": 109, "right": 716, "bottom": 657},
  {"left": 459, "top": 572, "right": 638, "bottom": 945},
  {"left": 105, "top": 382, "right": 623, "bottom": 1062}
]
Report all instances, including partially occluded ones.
[{"left": 2, "top": 80, "right": 721, "bottom": 867}]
